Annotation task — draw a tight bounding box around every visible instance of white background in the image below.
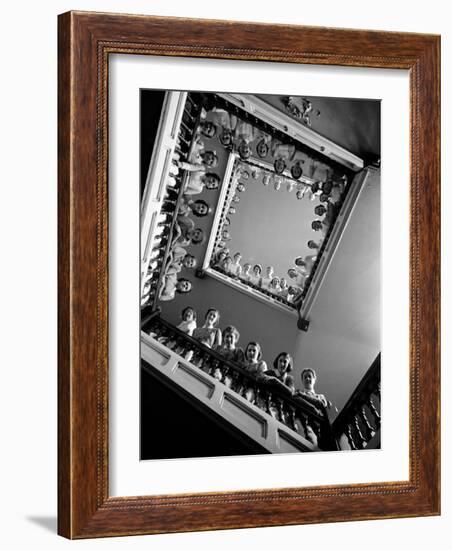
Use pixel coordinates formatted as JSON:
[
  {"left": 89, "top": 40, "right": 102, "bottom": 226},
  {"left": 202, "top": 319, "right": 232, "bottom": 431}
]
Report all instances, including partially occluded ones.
[{"left": 0, "top": 1, "right": 449, "bottom": 548}]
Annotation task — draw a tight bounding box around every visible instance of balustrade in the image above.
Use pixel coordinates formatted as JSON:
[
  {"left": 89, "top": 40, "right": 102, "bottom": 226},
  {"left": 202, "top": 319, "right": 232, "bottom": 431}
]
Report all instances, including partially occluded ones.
[
  {"left": 141, "top": 93, "right": 205, "bottom": 309},
  {"left": 143, "top": 314, "right": 337, "bottom": 451},
  {"left": 332, "top": 354, "right": 381, "bottom": 450}
]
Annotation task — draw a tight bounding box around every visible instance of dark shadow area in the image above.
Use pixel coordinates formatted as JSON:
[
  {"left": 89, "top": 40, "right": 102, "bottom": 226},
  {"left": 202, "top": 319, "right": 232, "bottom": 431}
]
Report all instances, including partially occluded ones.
[
  {"left": 140, "top": 365, "right": 267, "bottom": 460},
  {"left": 140, "top": 89, "right": 166, "bottom": 199},
  {"left": 26, "top": 516, "right": 57, "bottom": 533}
]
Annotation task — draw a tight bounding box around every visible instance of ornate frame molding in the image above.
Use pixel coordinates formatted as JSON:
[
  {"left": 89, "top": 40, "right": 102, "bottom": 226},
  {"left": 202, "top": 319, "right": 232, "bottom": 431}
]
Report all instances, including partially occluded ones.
[{"left": 58, "top": 11, "right": 440, "bottom": 538}]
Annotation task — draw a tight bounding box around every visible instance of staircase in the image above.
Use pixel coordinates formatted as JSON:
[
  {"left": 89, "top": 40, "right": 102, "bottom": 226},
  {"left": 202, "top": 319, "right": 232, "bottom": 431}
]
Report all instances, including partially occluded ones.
[{"left": 141, "top": 314, "right": 339, "bottom": 454}]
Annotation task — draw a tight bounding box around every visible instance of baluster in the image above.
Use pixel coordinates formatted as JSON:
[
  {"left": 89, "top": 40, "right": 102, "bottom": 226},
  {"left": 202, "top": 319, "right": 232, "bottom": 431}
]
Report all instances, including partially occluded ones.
[
  {"left": 368, "top": 394, "right": 381, "bottom": 428},
  {"left": 353, "top": 415, "right": 366, "bottom": 449},
  {"left": 229, "top": 370, "right": 240, "bottom": 394},
  {"left": 210, "top": 359, "right": 222, "bottom": 381},
  {"left": 199, "top": 353, "right": 209, "bottom": 373},
  {"left": 298, "top": 412, "right": 310, "bottom": 440},
  {"left": 177, "top": 134, "right": 190, "bottom": 149},
  {"left": 242, "top": 379, "right": 253, "bottom": 402},
  {"left": 222, "top": 365, "right": 232, "bottom": 388},
  {"left": 164, "top": 335, "right": 176, "bottom": 351},
  {"left": 175, "top": 336, "right": 188, "bottom": 356},
  {"left": 151, "top": 322, "right": 163, "bottom": 339},
  {"left": 182, "top": 113, "right": 196, "bottom": 127},
  {"left": 311, "top": 419, "right": 321, "bottom": 440},
  {"left": 262, "top": 389, "right": 273, "bottom": 416},
  {"left": 359, "top": 405, "right": 376, "bottom": 442},
  {"left": 191, "top": 349, "right": 204, "bottom": 368},
  {"left": 345, "top": 424, "right": 357, "bottom": 450},
  {"left": 180, "top": 119, "right": 192, "bottom": 134},
  {"left": 147, "top": 321, "right": 158, "bottom": 338},
  {"left": 277, "top": 399, "right": 286, "bottom": 425},
  {"left": 287, "top": 406, "right": 298, "bottom": 432},
  {"left": 183, "top": 343, "right": 194, "bottom": 362}
]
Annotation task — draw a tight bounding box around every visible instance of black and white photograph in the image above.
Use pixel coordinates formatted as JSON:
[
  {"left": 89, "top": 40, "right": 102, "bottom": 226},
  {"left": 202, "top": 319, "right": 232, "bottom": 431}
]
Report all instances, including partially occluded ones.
[{"left": 140, "top": 90, "right": 381, "bottom": 460}]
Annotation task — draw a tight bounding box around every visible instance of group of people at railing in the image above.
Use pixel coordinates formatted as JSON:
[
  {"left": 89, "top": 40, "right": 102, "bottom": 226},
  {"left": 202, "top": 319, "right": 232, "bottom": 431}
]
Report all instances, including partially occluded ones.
[
  {"left": 151, "top": 306, "right": 332, "bottom": 415},
  {"left": 282, "top": 96, "right": 320, "bottom": 127},
  {"left": 210, "top": 253, "right": 303, "bottom": 306},
  {"left": 147, "top": 309, "right": 335, "bottom": 448},
  {"left": 145, "top": 308, "right": 381, "bottom": 451},
  {"left": 143, "top": 93, "right": 350, "bottom": 310}
]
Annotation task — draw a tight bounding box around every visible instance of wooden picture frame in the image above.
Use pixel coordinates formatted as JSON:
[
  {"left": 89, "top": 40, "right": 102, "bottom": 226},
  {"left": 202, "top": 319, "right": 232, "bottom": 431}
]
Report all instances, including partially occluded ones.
[{"left": 58, "top": 11, "right": 440, "bottom": 539}]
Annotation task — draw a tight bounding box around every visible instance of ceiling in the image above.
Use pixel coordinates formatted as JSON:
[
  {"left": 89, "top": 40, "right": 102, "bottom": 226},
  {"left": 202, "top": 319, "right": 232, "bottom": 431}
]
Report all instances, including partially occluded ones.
[{"left": 258, "top": 94, "right": 381, "bottom": 159}]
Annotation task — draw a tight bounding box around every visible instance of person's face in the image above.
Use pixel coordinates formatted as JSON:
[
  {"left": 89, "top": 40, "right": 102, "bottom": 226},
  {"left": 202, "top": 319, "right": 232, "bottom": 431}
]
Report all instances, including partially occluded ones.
[
  {"left": 291, "top": 163, "right": 303, "bottom": 179},
  {"left": 270, "top": 278, "right": 279, "bottom": 288},
  {"left": 295, "top": 258, "right": 304, "bottom": 267},
  {"left": 220, "top": 130, "right": 233, "bottom": 146},
  {"left": 312, "top": 221, "right": 322, "bottom": 231},
  {"left": 184, "top": 255, "right": 196, "bottom": 269},
  {"left": 205, "top": 175, "right": 219, "bottom": 189},
  {"left": 224, "top": 331, "right": 236, "bottom": 348},
  {"left": 202, "top": 122, "right": 216, "bottom": 138},
  {"left": 203, "top": 152, "right": 216, "bottom": 166},
  {"left": 288, "top": 269, "right": 297, "bottom": 279},
  {"left": 322, "top": 181, "right": 333, "bottom": 194},
  {"left": 232, "top": 196, "right": 240, "bottom": 203},
  {"left": 192, "top": 229, "right": 204, "bottom": 243},
  {"left": 320, "top": 194, "right": 329, "bottom": 203},
  {"left": 237, "top": 183, "right": 245, "bottom": 191},
  {"left": 243, "top": 264, "right": 251, "bottom": 273},
  {"left": 280, "top": 278, "right": 288, "bottom": 289},
  {"left": 238, "top": 143, "right": 251, "bottom": 159},
  {"left": 246, "top": 344, "right": 259, "bottom": 362},
  {"left": 218, "top": 252, "right": 227, "bottom": 262},
  {"left": 183, "top": 308, "right": 194, "bottom": 322},
  {"left": 178, "top": 281, "right": 191, "bottom": 293},
  {"left": 277, "top": 354, "right": 291, "bottom": 373},
  {"left": 262, "top": 175, "right": 270, "bottom": 186},
  {"left": 222, "top": 230, "right": 230, "bottom": 240},
  {"left": 193, "top": 202, "right": 208, "bottom": 216},
  {"left": 253, "top": 266, "right": 261, "bottom": 276},
  {"left": 302, "top": 370, "right": 316, "bottom": 390},
  {"left": 307, "top": 240, "right": 318, "bottom": 249},
  {"left": 234, "top": 254, "right": 241, "bottom": 263},
  {"left": 274, "top": 158, "right": 286, "bottom": 174},
  {"left": 315, "top": 205, "right": 326, "bottom": 216},
  {"left": 206, "top": 310, "right": 218, "bottom": 325},
  {"left": 296, "top": 190, "right": 304, "bottom": 200},
  {"left": 256, "top": 140, "right": 268, "bottom": 158}
]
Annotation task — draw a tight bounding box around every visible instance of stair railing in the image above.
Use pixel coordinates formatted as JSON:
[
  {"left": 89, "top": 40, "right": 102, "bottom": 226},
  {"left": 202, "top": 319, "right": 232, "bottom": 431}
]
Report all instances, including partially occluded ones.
[{"left": 142, "top": 315, "right": 338, "bottom": 451}]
